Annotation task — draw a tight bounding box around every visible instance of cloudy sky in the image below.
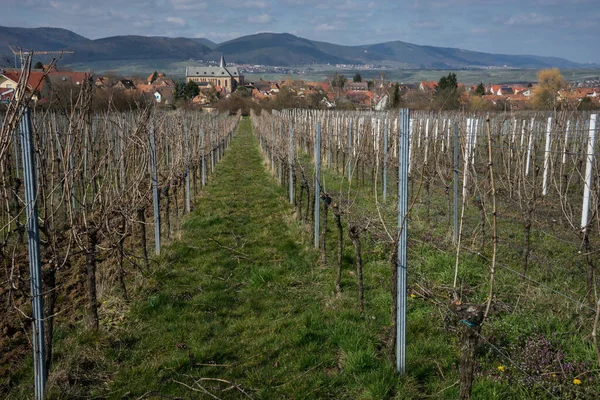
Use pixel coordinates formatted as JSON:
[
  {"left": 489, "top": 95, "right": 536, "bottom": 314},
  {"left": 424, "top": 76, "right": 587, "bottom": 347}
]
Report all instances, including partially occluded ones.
[{"left": 5, "top": 0, "right": 600, "bottom": 63}]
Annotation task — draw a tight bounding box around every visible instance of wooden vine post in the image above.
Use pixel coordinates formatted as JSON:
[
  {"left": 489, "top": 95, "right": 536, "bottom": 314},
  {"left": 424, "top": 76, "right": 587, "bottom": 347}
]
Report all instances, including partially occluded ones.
[
  {"left": 332, "top": 202, "right": 343, "bottom": 293},
  {"left": 452, "top": 301, "right": 484, "bottom": 400},
  {"left": 349, "top": 225, "right": 364, "bottom": 313},
  {"left": 484, "top": 116, "right": 497, "bottom": 318}
]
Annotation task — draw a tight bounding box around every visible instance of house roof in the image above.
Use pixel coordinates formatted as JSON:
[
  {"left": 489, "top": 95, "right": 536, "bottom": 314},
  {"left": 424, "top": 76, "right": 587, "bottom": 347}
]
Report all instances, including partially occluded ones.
[
  {"left": 136, "top": 83, "right": 153, "bottom": 93},
  {"left": 186, "top": 66, "right": 242, "bottom": 78},
  {"left": 344, "top": 82, "right": 368, "bottom": 90},
  {"left": 47, "top": 71, "right": 90, "bottom": 86},
  {"left": 186, "top": 57, "right": 242, "bottom": 80},
  {"left": 117, "top": 79, "right": 136, "bottom": 89},
  {"left": 420, "top": 81, "right": 437, "bottom": 91},
  {"left": 1, "top": 70, "right": 48, "bottom": 93},
  {"left": 153, "top": 76, "right": 174, "bottom": 87},
  {"left": 305, "top": 81, "right": 331, "bottom": 92},
  {"left": 254, "top": 81, "right": 272, "bottom": 91},
  {"left": 147, "top": 72, "right": 165, "bottom": 83},
  {"left": 155, "top": 87, "right": 174, "bottom": 96},
  {"left": 574, "top": 88, "right": 597, "bottom": 96}
]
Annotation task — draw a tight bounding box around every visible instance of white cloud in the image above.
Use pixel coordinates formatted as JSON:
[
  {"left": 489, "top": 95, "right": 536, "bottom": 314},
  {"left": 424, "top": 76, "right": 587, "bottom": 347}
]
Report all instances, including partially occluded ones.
[
  {"left": 247, "top": 14, "right": 273, "bottom": 24},
  {"left": 507, "top": 13, "right": 552, "bottom": 25},
  {"left": 166, "top": 16, "right": 186, "bottom": 25},
  {"left": 170, "top": 0, "right": 208, "bottom": 11},
  {"left": 240, "top": 0, "right": 268, "bottom": 7},
  {"left": 315, "top": 23, "right": 337, "bottom": 32}
]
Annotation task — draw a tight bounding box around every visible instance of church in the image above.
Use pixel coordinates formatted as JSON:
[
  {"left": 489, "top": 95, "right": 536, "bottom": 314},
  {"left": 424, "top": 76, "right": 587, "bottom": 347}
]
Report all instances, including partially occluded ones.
[{"left": 186, "top": 54, "right": 244, "bottom": 93}]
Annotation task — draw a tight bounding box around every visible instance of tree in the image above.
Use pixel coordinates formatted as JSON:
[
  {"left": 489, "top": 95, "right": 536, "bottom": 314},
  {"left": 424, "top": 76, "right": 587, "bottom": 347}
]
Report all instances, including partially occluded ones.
[
  {"left": 185, "top": 80, "right": 200, "bottom": 99},
  {"left": 475, "top": 82, "right": 485, "bottom": 96},
  {"left": 306, "top": 90, "right": 326, "bottom": 109},
  {"left": 435, "top": 72, "right": 460, "bottom": 110},
  {"left": 34, "top": 61, "right": 44, "bottom": 69},
  {"left": 330, "top": 73, "right": 347, "bottom": 89},
  {"left": 468, "top": 95, "right": 494, "bottom": 112},
  {"left": 174, "top": 81, "right": 183, "bottom": 100},
  {"left": 150, "top": 71, "right": 158, "bottom": 84},
  {"left": 174, "top": 80, "right": 200, "bottom": 101},
  {"left": 578, "top": 96, "right": 600, "bottom": 111},
  {"left": 388, "top": 83, "right": 401, "bottom": 109},
  {"left": 353, "top": 72, "right": 362, "bottom": 83},
  {"left": 233, "top": 85, "right": 250, "bottom": 98},
  {"left": 437, "top": 72, "right": 458, "bottom": 92},
  {"left": 271, "top": 86, "right": 304, "bottom": 109},
  {"left": 530, "top": 68, "right": 567, "bottom": 110},
  {"left": 204, "top": 87, "right": 219, "bottom": 104}
]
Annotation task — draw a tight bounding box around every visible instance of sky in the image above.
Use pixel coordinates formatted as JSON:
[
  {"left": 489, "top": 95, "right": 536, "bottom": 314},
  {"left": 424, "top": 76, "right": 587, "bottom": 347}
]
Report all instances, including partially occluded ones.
[{"left": 5, "top": 0, "right": 600, "bottom": 64}]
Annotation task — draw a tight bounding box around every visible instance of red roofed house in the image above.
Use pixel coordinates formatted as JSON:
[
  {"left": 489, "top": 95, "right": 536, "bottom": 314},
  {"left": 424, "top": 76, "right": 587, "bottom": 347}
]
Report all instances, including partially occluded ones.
[
  {"left": 0, "top": 69, "right": 92, "bottom": 101},
  {"left": 147, "top": 71, "right": 165, "bottom": 84},
  {"left": 488, "top": 84, "right": 515, "bottom": 96},
  {"left": 419, "top": 81, "right": 437, "bottom": 92},
  {"left": 574, "top": 88, "right": 599, "bottom": 98},
  {"left": 0, "top": 70, "right": 50, "bottom": 100},
  {"left": 153, "top": 87, "right": 174, "bottom": 105}
]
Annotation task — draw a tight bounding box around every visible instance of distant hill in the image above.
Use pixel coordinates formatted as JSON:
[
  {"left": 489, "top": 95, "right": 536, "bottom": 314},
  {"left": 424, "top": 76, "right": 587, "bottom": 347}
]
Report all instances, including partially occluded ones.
[
  {"left": 0, "top": 26, "right": 89, "bottom": 66},
  {"left": 62, "top": 36, "right": 212, "bottom": 63},
  {"left": 213, "top": 33, "right": 349, "bottom": 66},
  {"left": 215, "top": 33, "right": 590, "bottom": 69},
  {"left": 0, "top": 26, "right": 597, "bottom": 70},
  {"left": 190, "top": 38, "right": 217, "bottom": 50},
  {"left": 354, "top": 41, "right": 589, "bottom": 69}
]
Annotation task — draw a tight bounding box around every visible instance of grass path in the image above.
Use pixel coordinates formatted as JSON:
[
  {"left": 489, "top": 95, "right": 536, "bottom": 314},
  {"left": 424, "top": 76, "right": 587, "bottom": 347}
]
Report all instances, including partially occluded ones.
[{"left": 101, "top": 117, "right": 398, "bottom": 399}]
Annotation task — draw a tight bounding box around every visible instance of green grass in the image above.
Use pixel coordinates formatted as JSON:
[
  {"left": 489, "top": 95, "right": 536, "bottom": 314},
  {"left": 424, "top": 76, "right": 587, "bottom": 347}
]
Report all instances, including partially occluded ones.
[
  {"left": 37, "top": 117, "right": 405, "bottom": 399},
  {"left": 9, "top": 115, "right": 598, "bottom": 399},
  {"left": 271, "top": 129, "right": 600, "bottom": 399}
]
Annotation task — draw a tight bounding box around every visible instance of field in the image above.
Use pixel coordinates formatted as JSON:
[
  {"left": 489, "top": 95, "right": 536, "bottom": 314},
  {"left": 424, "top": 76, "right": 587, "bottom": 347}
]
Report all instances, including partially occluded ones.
[
  {"left": 248, "top": 68, "right": 600, "bottom": 85},
  {"left": 61, "top": 59, "right": 600, "bottom": 85},
  {"left": 2, "top": 95, "right": 600, "bottom": 398}
]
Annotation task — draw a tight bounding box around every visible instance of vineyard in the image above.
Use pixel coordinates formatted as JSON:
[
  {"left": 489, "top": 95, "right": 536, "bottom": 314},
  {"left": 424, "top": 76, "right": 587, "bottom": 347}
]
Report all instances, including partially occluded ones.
[
  {"left": 0, "top": 79, "right": 241, "bottom": 397},
  {"left": 2, "top": 81, "right": 600, "bottom": 399},
  {"left": 252, "top": 108, "right": 600, "bottom": 398}
]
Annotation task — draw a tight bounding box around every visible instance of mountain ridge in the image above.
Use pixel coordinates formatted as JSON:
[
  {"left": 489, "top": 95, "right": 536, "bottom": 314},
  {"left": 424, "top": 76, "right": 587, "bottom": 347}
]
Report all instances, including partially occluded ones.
[{"left": 0, "top": 26, "right": 598, "bottom": 70}]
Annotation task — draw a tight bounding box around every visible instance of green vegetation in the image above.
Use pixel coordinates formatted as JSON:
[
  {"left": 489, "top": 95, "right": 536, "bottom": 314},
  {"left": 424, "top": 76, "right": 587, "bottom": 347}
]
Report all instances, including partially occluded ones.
[
  {"left": 388, "top": 83, "right": 401, "bottom": 109},
  {"left": 435, "top": 72, "right": 460, "bottom": 110},
  {"left": 530, "top": 68, "right": 568, "bottom": 110},
  {"left": 330, "top": 72, "right": 348, "bottom": 90},
  {"left": 21, "top": 118, "right": 397, "bottom": 399},
  {"left": 475, "top": 82, "right": 486, "bottom": 96},
  {"left": 7, "top": 115, "right": 599, "bottom": 399},
  {"left": 174, "top": 79, "right": 200, "bottom": 100}
]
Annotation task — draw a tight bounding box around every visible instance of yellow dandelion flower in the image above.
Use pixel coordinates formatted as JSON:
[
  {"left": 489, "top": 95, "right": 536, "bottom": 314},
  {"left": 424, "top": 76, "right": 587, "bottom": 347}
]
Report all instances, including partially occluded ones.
[
  {"left": 551, "top": 374, "right": 557, "bottom": 378},
  {"left": 410, "top": 293, "right": 417, "bottom": 299},
  {"left": 573, "top": 378, "right": 582, "bottom": 385},
  {"left": 497, "top": 365, "right": 505, "bottom": 372}
]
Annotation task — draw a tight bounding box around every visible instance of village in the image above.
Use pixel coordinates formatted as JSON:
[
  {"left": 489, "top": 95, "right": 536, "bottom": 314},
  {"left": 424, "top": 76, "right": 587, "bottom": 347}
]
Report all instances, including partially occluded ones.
[{"left": 1, "top": 56, "right": 599, "bottom": 112}]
